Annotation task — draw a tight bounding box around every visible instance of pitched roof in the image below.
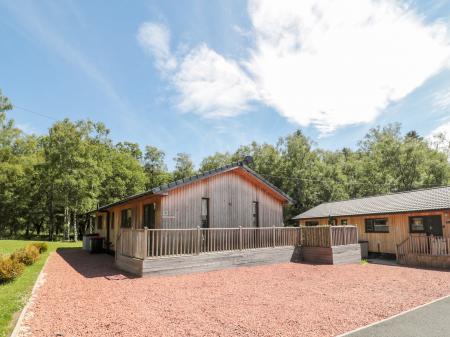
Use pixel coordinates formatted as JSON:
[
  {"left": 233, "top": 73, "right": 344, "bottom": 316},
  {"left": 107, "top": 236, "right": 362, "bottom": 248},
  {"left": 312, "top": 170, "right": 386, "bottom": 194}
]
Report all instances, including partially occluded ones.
[
  {"left": 98, "top": 161, "right": 293, "bottom": 211},
  {"left": 292, "top": 185, "right": 450, "bottom": 220}
]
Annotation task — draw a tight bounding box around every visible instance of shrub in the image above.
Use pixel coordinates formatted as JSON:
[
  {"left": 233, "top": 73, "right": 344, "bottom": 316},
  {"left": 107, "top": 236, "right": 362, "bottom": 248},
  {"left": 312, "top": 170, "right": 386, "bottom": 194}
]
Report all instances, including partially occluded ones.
[
  {"left": 31, "top": 242, "right": 48, "bottom": 253},
  {"left": 11, "top": 245, "right": 40, "bottom": 266},
  {"left": 0, "top": 256, "right": 25, "bottom": 283}
]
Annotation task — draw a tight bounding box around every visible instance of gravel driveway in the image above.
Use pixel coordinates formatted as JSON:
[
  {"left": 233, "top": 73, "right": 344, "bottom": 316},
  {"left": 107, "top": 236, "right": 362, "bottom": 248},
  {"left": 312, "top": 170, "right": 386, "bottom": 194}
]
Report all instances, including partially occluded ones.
[{"left": 17, "top": 249, "right": 450, "bottom": 337}]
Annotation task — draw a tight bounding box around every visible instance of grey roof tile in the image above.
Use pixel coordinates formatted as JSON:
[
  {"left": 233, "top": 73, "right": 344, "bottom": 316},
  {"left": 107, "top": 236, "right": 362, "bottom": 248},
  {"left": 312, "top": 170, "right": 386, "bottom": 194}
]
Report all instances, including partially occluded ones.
[{"left": 293, "top": 186, "right": 450, "bottom": 219}]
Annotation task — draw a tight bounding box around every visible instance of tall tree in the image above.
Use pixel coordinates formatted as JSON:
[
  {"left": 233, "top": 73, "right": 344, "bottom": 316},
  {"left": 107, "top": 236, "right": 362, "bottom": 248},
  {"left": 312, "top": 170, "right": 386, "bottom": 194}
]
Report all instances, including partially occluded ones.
[
  {"left": 144, "top": 145, "right": 171, "bottom": 188},
  {"left": 199, "top": 152, "right": 232, "bottom": 172},
  {"left": 173, "top": 153, "right": 195, "bottom": 180}
]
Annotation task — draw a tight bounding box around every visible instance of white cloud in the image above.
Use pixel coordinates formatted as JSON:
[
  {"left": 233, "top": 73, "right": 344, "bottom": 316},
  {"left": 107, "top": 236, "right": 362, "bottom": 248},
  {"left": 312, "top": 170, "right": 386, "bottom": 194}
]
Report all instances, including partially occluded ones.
[
  {"left": 246, "top": 0, "right": 450, "bottom": 133},
  {"left": 430, "top": 121, "right": 450, "bottom": 137},
  {"left": 428, "top": 121, "right": 450, "bottom": 157},
  {"left": 139, "top": 0, "right": 450, "bottom": 133},
  {"left": 137, "top": 24, "right": 257, "bottom": 117},
  {"left": 174, "top": 45, "right": 258, "bottom": 117},
  {"left": 137, "top": 22, "right": 177, "bottom": 72},
  {"left": 433, "top": 89, "right": 450, "bottom": 110}
]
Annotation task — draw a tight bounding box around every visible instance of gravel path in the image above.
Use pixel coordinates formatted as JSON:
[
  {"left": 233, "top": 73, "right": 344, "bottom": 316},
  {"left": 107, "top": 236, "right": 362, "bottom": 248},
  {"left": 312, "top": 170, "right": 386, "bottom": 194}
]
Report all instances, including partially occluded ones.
[{"left": 18, "top": 249, "right": 450, "bottom": 337}]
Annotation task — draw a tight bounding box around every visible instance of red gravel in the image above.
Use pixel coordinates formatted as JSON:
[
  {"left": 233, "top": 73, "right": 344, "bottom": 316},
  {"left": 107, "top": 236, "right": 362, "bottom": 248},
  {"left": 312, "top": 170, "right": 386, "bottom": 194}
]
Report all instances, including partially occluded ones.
[{"left": 18, "top": 249, "right": 450, "bottom": 337}]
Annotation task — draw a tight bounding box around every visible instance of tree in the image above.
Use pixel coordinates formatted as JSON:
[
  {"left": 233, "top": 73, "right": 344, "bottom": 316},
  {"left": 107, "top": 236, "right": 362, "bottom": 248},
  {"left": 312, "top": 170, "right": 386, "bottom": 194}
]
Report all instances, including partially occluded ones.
[
  {"left": 173, "top": 153, "right": 195, "bottom": 180},
  {"left": 116, "top": 142, "right": 142, "bottom": 161},
  {"left": 199, "top": 152, "right": 232, "bottom": 172},
  {"left": 144, "top": 146, "right": 171, "bottom": 189}
]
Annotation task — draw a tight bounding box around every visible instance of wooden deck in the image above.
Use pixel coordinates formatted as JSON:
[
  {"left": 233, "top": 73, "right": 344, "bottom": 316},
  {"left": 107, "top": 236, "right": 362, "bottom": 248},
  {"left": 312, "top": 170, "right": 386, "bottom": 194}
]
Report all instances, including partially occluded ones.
[{"left": 114, "top": 225, "right": 360, "bottom": 276}]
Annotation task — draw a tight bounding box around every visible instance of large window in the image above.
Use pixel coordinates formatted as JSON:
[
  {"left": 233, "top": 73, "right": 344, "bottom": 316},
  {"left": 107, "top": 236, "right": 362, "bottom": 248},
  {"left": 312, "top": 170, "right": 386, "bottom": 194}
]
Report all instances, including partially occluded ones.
[
  {"left": 365, "top": 218, "right": 389, "bottom": 233},
  {"left": 252, "top": 201, "right": 259, "bottom": 227},
  {"left": 201, "top": 198, "right": 209, "bottom": 228},
  {"left": 409, "top": 217, "right": 425, "bottom": 233},
  {"left": 97, "top": 215, "right": 103, "bottom": 230},
  {"left": 121, "top": 209, "right": 132, "bottom": 228},
  {"left": 305, "top": 221, "right": 319, "bottom": 226}
]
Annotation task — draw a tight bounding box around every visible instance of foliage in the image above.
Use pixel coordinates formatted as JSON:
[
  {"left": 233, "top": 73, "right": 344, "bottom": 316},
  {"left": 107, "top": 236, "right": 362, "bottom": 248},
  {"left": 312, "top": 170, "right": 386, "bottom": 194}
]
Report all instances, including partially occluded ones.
[
  {"left": 31, "top": 242, "right": 48, "bottom": 253},
  {"left": 144, "top": 145, "right": 172, "bottom": 189},
  {"left": 0, "top": 240, "right": 81, "bottom": 337},
  {"left": 10, "top": 245, "right": 40, "bottom": 266},
  {"left": 0, "top": 256, "right": 24, "bottom": 283},
  {"left": 0, "top": 88, "right": 449, "bottom": 234},
  {"left": 199, "top": 152, "right": 232, "bottom": 172},
  {"left": 173, "top": 152, "right": 195, "bottom": 180}
]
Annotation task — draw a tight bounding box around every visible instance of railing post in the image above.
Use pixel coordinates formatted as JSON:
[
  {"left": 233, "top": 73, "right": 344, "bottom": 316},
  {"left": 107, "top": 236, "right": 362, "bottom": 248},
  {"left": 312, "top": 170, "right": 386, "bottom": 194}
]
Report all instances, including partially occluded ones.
[
  {"left": 196, "top": 226, "right": 201, "bottom": 255},
  {"left": 239, "top": 226, "right": 242, "bottom": 250},
  {"left": 329, "top": 226, "right": 333, "bottom": 247},
  {"left": 144, "top": 228, "right": 148, "bottom": 258},
  {"left": 272, "top": 226, "right": 276, "bottom": 247}
]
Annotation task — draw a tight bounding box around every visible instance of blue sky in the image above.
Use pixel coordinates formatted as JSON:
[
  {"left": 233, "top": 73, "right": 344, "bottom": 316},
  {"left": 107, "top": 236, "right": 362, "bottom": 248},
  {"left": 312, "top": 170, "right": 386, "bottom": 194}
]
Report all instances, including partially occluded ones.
[{"left": 1, "top": 0, "right": 450, "bottom": 169}]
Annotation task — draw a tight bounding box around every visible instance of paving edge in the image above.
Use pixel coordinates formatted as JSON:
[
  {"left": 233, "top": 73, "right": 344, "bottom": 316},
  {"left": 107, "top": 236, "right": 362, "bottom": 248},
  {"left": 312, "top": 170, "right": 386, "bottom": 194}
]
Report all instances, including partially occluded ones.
[
  {"left": 9, "top": 254, "right": 50, "bottom": 337},
  {"left": 336, "top": 294, "right": 450, "bottom": 337}
]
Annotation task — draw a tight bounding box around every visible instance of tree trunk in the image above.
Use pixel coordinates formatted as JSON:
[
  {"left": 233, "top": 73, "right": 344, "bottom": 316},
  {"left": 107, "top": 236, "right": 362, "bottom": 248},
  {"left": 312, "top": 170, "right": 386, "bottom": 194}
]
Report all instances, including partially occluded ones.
[
  {"left": 25, "top": 221, "right": 30, "bottom": 239},
  {"left": 73, "top": 212, "right": 78, "bottom": 242},
  {"left": 64, "top": 206, "right": 69, "bottom": 241}
]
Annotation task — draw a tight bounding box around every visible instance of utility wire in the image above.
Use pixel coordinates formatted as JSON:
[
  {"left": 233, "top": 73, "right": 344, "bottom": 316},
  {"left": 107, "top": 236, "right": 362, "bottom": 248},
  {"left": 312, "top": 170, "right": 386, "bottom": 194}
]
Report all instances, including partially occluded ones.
[{"left": 12, "top": 104, "right": 58, "bottom": 121}]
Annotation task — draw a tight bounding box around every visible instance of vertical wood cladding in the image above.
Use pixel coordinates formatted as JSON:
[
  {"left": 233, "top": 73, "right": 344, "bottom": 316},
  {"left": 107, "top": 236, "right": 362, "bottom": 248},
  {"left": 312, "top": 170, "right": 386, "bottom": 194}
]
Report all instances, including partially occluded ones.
[
  {"left": 299, "top": 210, "right": 450, "bottom": 254},
  {"left": 160, "top": 170, "right": 284, "bottom": 229}
]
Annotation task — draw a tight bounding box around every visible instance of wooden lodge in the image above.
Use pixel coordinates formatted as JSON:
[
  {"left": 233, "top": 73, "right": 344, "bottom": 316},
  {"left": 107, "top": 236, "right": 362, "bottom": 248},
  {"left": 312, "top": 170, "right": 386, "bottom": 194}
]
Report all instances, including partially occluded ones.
[
  {"left": 293, "top": 186, "right": 450, "bottom": 269},
  {"left": 90, "top": 159, "right": 361, "bottom": 275},
  {"left": 94, "top": 159, "right": 293, "bottom": 252}
]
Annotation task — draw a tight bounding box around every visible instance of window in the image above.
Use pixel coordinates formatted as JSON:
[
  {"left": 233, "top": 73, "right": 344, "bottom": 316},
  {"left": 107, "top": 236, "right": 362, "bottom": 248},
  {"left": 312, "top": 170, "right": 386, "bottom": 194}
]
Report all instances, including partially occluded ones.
[
  {"left": 252, "top": 201, "right": 259, "bottom": 227},
  {"left": 121, "top": 209, "right": 132, "bottom": 228},
  {"left": 305, "top": 221, "right": 319, "bottom": 226},
  {"left": 110, "top": 212, "right": 114, "bottom": 229},
  {"left": 328, "top": 218, "right": 337, "bottom": 226},
  {"left": 201, "top": 198, "right": 209, "bottom": 228},
  {"left": 365, "top": 218, "right": 389, "bottom": 233},
  {"left": 97, "top": 215, "right": 103, "bottom": 230},
  {"left": 341, "top": 219, "right": 348, "bottom": 226},
  {"left": 143, "top": 203, "right": 156, "bottom": 229},
  {"left": 409, "top": 217, "right": 425, "bottom": 233}
]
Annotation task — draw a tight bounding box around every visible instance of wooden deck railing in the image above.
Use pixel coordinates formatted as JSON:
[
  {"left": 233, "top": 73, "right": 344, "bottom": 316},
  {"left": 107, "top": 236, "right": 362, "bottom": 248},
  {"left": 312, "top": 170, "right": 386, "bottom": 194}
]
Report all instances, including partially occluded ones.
[
  {"left": 118, "top": 225, "right": 359, "bottom": 259},
  {"left": 397, "top": 236, "right": 450, "bottom": 264},
  {"left": 300, "top": 225, "right": 358, "bottom": 247},
  {"left": 119, "top": 226, "right": 301, "bottom": 259}
]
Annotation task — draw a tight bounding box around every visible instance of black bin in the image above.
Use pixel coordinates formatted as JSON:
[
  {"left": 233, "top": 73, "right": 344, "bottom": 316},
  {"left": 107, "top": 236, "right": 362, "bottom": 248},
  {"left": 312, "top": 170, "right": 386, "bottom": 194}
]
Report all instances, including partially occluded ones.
[{"left": 89, "top": 237, "right": 104, "bottom": 254}]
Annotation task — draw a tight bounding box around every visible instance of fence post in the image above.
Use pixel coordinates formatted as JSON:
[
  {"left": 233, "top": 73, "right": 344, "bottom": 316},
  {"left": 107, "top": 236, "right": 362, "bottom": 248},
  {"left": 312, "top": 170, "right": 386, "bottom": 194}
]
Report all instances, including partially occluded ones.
[
  {"left": 196, "top": 226, "right": 201, "bottom": 255},
  {"left": 239, "top": 226, "right": 242, "bottom": 250},
  {"left": 272, "top": 226, "right": 276, "bottom": 247}
]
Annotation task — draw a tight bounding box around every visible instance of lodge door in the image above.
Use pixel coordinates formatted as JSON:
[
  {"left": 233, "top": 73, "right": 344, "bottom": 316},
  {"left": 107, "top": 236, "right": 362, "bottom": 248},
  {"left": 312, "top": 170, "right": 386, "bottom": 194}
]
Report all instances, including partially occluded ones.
[
  {"left": 143, "top": 203, "right": 156, "bottom": 229},
  {"left": 424, "top": 215, "right": 443, "bottom": 237}
]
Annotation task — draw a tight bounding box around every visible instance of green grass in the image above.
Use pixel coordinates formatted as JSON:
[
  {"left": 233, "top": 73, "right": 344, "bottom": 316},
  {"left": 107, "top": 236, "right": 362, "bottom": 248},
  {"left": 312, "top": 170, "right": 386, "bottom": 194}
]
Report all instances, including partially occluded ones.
[{"left": 0, "top": 240, "right": 81, "bottom": 337}]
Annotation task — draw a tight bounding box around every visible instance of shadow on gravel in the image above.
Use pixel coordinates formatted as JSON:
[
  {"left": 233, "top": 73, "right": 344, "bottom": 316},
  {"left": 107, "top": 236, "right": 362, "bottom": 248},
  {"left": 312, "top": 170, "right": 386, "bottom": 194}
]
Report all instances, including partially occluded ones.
[{"left": 56, "top": 248, "right": 138, "bottom": 279}]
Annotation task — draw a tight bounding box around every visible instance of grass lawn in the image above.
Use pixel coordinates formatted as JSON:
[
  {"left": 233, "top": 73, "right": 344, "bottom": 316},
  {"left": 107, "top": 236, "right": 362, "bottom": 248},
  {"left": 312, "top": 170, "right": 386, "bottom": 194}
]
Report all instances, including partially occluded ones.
[{"left": 0, "top": 240, "right": 81, "bottom": 337}]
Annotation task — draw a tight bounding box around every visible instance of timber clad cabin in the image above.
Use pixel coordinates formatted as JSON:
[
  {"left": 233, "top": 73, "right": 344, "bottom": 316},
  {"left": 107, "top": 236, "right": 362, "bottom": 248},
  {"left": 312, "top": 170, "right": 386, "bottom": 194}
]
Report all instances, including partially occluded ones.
[
  {"left": 91, "top": 160, "right": 361, "bottom": 276},
  {"left": 94, "top": 160, "right": 293, "bottom": 252},
  {"left": 293, "top": 186, "right": 450, "bottom": 268}
]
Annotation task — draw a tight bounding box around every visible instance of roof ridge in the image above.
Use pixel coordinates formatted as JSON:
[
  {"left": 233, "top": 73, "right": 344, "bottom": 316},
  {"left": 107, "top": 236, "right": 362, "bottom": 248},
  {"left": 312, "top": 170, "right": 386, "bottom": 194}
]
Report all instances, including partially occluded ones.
[{"left": 97, "top": 160, "right": 293, "bottom": 210}]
